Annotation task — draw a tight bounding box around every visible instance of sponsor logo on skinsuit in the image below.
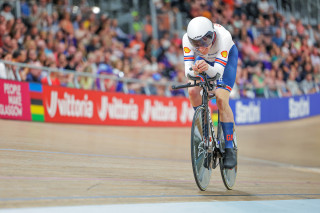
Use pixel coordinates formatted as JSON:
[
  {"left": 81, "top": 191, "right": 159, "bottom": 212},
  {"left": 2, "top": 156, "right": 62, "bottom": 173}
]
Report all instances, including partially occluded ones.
[
  {"left": 221, "top": 51, "right": 228, "bottom": 58},
  {"left": 184, "top": 47, "right": 191, "bottom": 53}
]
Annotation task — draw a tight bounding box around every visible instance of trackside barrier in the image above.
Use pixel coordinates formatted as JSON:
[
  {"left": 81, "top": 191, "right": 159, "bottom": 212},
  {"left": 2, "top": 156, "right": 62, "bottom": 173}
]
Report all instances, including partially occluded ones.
[
  {"left": 229, "top": 94, "right": 320, "bottom": 125},
  {"left": 0, "top": 79, "right": 194, "bottom": 126},
  {"left": 1, "top": 79, "right": 320, "bottom": 126},
  {"left": 0, "top": 79, "right": 31, "bottom": 121}
]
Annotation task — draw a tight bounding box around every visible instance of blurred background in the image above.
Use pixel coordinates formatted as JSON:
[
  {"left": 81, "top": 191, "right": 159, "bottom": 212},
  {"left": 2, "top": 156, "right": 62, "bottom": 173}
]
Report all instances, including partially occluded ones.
[{"left": 0, "top": 0, "right": 320, "bottom": 99}]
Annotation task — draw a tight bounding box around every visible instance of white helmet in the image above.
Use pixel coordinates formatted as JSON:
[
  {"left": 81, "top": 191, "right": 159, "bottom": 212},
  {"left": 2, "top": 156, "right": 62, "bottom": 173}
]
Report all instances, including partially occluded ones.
[{"left": 187, "top": 16, "right": 215, "bottom": 48}]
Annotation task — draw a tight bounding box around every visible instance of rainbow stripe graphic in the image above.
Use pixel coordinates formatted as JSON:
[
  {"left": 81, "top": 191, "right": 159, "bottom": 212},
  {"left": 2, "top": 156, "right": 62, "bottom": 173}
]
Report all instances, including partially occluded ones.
[
  {"left": 29, "top": 83, "right": 44, "bottom": 122},
  {"left": 210, "top": 99, "right": 219, "bottom": 127}
]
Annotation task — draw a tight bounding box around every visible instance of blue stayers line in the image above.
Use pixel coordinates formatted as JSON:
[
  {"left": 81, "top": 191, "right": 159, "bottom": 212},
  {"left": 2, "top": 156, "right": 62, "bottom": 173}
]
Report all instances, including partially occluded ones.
[{"left": 1, "top": 194, "right": 320, "bottom": 202}]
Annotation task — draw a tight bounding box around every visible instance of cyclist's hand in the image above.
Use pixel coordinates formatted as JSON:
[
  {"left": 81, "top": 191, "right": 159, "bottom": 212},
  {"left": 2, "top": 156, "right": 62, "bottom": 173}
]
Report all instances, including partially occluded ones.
[
  {"left": 194, "top": 60, "right": 209, "bottom": 73},
  {"left": 191, "top": 64, "right": 199, "bottom": 73}
]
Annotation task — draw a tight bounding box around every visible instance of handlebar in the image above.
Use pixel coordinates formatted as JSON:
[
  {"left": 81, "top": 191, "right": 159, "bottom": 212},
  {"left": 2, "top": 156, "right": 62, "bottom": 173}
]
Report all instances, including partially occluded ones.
[
  {"left": 172, "top": 72, "right": 220, "bottom": 90},
  {"left": 187, "top": 73, "right": 220, "bottom": 82},
  {"left": 172, "top": 82, "right": 192, "bottom": 90}
]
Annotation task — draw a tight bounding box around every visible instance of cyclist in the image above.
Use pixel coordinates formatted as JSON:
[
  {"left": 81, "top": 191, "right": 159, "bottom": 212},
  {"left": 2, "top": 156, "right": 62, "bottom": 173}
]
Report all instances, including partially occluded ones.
[{"left": 183, "top": 16, "right": 238, "bottom": 169}]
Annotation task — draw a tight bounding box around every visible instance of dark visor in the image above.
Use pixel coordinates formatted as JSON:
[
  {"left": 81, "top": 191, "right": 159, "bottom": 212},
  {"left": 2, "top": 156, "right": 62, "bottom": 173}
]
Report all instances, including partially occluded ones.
[{"left": 188, "top": 31, "right": 214, "bottom": 48}]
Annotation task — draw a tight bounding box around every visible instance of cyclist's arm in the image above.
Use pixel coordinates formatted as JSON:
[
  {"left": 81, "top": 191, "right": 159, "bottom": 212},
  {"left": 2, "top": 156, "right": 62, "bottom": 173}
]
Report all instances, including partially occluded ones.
[
  {"left": 182, "top": 33, "right": 196, "bottom": 77},
  {"left": 206, "top": 28, "right": 233, "bottom": 78}
]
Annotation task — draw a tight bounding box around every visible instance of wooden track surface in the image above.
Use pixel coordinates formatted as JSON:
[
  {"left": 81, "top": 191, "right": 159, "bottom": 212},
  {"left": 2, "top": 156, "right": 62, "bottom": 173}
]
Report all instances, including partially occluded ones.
[{"left": 0, "top": 116, "right": 320, "bottom": 208}]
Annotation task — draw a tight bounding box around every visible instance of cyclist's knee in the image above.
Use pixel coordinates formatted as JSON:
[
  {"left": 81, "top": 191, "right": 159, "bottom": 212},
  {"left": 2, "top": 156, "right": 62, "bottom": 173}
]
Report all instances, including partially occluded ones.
[
  {"left": 188, "top": 86, "right": 200, "bottom": 99},
  {"left": 216, "top": 97, "right": 228, "bottom": 110},
  {"left": 216, "top": 90, "right": 230, "bottom": 111}
]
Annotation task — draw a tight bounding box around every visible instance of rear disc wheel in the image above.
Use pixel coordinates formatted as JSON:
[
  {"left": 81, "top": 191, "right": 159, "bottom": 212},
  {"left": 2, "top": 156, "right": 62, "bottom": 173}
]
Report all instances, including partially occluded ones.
[{"left": 219, "top": 125, "right": 238, "bottom": 190}]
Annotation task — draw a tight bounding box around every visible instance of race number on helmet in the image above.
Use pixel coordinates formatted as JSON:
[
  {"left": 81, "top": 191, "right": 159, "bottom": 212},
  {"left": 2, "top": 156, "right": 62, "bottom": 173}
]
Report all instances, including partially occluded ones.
[{"left": 187, "top": 16, "right": 215, "bottom": 48}]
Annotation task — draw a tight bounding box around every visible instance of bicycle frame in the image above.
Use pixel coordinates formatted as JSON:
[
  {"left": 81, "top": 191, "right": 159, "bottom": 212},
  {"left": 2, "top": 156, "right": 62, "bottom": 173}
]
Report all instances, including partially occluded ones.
[
  {"left": 199, "top": 76, "right": 224, "bottom": 168},
  {"left": 172, "top": 73, "right": 222, "bottom": 158}
]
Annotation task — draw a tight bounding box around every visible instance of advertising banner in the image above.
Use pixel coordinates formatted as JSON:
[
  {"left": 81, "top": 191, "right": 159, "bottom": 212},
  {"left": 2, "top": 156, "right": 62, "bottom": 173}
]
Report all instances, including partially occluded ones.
[
  {"left": 1, "top": 80, "right": 320, "bottom": 126},
  {"left": 0, "top": 79, "right": 31, "bottom": 120},
  {"left": 230, "top": 94, "right": 320, "bottom": 125},
  {"left": 42, "top": 85, "right": 194, "bottom": 126}
]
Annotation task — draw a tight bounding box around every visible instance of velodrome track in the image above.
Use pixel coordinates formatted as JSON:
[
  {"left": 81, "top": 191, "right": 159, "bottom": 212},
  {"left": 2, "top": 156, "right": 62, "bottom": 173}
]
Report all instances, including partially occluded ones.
[{"left": 0, "top": 116, "right": 320, "bottom": 211}]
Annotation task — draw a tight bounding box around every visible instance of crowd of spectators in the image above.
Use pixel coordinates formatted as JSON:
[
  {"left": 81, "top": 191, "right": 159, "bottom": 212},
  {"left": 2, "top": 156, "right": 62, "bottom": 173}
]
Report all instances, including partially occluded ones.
[{"left": 0, "top": 0, "right": 320, "bottom": 99}]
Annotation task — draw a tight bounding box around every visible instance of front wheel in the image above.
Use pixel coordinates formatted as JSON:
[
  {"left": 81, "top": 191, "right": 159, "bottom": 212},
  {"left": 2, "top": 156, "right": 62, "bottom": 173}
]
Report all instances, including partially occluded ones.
[
  {"left": 219, "top": 124, "right": 238, "bottom": 190},
  {"left": 191, "top": 106, "right": 212, "bottom": 191}
]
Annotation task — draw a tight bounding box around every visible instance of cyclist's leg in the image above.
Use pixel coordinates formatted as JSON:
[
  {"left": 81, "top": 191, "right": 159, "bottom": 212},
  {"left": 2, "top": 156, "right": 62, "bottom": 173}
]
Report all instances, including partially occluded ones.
[
  {"left": 188, "top": 84, "right": 202, "bottom": 110},
  {"left": 216, "top": 45, "right": 238, "bottom": 168},
  {"left": 216, "top": 89, "right": 234, "bottom": 147}
]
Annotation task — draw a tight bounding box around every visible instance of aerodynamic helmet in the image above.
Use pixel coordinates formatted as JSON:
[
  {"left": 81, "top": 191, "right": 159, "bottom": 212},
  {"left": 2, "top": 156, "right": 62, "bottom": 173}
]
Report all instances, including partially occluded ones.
[{"left": 187, "top": 16, "right": 215, "bottom": 48}]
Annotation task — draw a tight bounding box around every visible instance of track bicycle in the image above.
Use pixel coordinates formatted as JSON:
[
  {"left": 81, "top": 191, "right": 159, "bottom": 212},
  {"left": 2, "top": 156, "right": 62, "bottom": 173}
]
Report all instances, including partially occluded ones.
[{"left": 172, "top": 73, "right": 238, "bottom": 191}]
